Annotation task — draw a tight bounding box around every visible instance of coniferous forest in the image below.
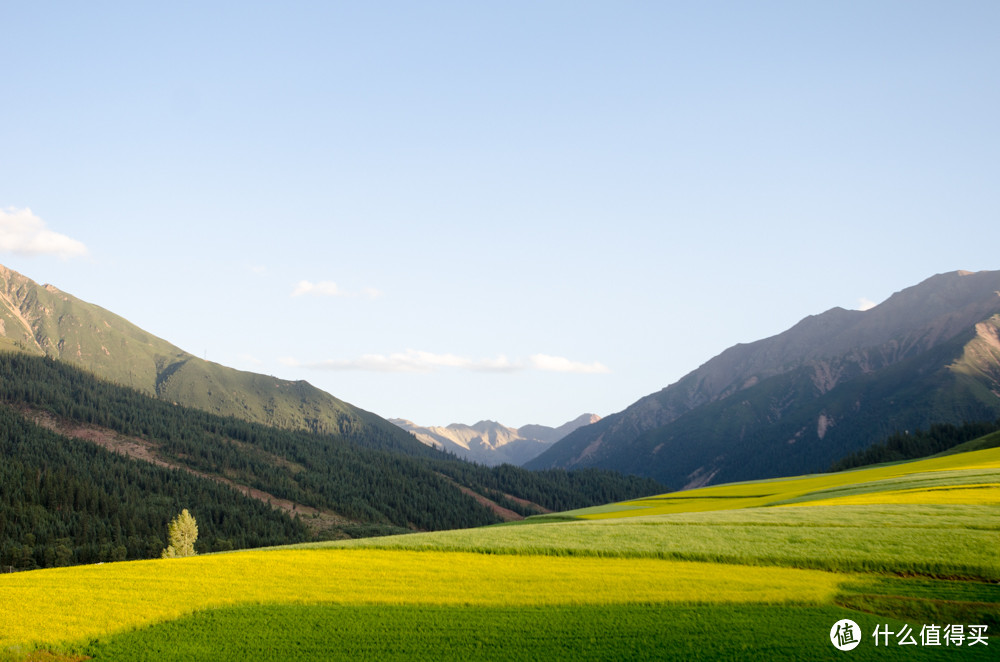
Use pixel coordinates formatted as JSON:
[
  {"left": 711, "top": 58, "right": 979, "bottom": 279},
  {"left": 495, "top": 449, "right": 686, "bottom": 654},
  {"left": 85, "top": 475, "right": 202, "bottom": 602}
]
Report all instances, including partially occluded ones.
[
  {"left": 0, "top": 352, "right": 663, "bottom": 570},
  {"left": 829, "top": 419, "right": 1000, "bottom": 471}
]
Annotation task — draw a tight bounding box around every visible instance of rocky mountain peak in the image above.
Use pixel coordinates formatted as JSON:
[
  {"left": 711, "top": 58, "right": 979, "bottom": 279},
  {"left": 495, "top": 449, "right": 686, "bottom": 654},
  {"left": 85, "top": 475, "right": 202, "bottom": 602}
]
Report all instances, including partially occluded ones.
[{"left": 526, "top": 269, "right": 1000, "bottom": 489}]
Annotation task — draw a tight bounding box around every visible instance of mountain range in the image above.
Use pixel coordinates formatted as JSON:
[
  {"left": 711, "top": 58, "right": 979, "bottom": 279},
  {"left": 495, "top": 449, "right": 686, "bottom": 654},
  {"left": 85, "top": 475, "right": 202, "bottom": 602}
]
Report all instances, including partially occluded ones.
[
  {"left": 390, "top": 414, "right": 601, "bottom": 466},
  {"left": 526, "top": 270, "right": 1000, "bottom": 489},
  {"left": 4, "top": 261, "right": 1000, "bottom": 499}
]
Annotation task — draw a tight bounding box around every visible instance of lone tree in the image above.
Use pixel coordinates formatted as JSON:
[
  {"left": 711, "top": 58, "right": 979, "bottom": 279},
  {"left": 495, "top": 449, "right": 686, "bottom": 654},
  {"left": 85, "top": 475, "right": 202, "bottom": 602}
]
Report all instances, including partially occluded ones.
[{"left": 161, "top": 509, "right": 198, "bottom": 558}]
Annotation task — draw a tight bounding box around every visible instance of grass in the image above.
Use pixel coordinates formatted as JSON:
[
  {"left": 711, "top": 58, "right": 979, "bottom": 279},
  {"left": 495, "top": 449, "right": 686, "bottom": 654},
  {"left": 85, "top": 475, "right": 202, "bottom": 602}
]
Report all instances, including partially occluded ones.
[
  {"left": 82, "top": 604, "right": 997, "bottom": 662},
  {"left": 3, "top": 445, "right": 997, "bottom": 660},
  {"left": 303, "top": 504, "right": 1000, "bottom": 579}
]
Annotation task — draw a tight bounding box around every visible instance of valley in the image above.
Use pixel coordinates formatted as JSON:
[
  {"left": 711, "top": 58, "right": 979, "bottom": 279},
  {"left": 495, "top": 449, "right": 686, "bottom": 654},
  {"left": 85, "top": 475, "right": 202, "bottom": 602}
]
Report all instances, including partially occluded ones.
[
  {"left": 2, "top": 443, "right": 996, "bottom": 660},
  {"left": 0, "top": 264, "right": 998, "bottom": 659},
  {"left": 6, "top": 1, "right": 997, "bottom": 658}
]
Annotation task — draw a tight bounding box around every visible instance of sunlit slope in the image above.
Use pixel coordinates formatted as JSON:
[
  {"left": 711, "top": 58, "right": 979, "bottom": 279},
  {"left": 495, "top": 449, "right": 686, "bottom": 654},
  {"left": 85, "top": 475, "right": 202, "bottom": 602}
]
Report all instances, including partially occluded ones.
[
  {"left": 0, "top": 264, "right": 422, "bottom": 447},
  {"left": 564, "top": 445, "right": 1000, "bottom": 518}
]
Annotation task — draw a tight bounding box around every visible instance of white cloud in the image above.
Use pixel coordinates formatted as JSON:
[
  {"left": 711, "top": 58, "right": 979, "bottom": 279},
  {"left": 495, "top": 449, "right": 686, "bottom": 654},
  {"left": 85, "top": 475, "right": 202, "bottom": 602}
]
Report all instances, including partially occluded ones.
[
  {"left": 284, "top": 350, "right": 609, "bottom": 374},
  {"left": 0, "top": 207, "right": 88, "bottom": 258},
  {"left": 285, "top": 350, "right": 517, "bottom": 373},
  {"left": 858, "top": 297, "right": 877, "bottom": 311},
  {"left": 291, "top": 280, "right": 382, "bottom": 298},
  {"left": 292, "top": 280, "right": 343, "bottom": 297},
  {"left": 529, "top": 353, "right": 611, "bottom": 374}
]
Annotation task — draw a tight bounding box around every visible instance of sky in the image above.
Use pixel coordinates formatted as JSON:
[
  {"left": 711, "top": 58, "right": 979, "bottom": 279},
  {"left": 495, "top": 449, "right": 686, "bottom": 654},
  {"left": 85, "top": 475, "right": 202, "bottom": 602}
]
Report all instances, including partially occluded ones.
[{"left": 2, "top": 2, "right": 999, "bottom": 428}]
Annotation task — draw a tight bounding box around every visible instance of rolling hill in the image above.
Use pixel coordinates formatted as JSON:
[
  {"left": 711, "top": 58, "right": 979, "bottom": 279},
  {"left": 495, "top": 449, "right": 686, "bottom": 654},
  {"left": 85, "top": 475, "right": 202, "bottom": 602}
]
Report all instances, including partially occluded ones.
[{"left": 526, "top": 270, "right": 1000, "bottom": 489}]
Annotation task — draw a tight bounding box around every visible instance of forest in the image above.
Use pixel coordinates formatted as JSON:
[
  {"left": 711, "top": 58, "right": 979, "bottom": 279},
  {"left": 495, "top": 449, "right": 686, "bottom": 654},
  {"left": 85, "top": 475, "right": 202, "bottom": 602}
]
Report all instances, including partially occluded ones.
[
  {"left": 829, "top": 419, "right": 1000, "bottom": 471},
  {"left": 0, "top": 352, "right": 662, "bottom": 570}
]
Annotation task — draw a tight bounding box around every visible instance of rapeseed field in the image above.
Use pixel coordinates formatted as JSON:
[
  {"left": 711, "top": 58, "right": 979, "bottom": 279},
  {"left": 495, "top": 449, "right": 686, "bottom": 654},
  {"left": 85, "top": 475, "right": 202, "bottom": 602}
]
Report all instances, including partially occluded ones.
[
  {"left": 568, "top": 446, "right": 1000, "bottom": 518},
  {"left": 0, "top": 549, "right": 842, "bottom": 652}
]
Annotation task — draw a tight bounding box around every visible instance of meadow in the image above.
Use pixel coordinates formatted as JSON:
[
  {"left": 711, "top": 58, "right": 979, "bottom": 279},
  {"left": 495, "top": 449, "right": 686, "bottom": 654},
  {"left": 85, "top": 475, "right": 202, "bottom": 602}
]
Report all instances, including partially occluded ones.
[{"left": 1, "top": 447, "right": 996, "bottom": 660}]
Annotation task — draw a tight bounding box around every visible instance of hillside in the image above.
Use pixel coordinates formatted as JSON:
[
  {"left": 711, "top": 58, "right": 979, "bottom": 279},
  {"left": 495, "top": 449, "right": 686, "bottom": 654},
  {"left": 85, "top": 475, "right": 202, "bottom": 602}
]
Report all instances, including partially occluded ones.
[
  {"left": 391, "top": 414, "right": 600, "bottom": 465},
  {"left": 0, "top": 264, "right": 423, "bottom": 451},
  {"left": 6, "top": 442, "right": 996, "bottom": 659},
  {"left": 527, "top": 270, "right": 1000, "bottom": 488},
  {"left": 0, "top": 352, "right": 662, "bottom": 569}
]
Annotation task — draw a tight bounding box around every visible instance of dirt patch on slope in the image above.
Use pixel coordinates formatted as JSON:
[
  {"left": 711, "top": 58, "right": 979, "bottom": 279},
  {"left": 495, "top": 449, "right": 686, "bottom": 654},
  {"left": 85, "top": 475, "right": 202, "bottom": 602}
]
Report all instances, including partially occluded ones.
[
  {"left": 433, "top": 472, "right": 551, "bottom": 521},
  {"left": 502, "top": 492, "right": 552, "bottom": 514},
  {"left": 20, "top": 406, "right": 351, "bottom": 535},
  {"left": 454, "top": 484, "right": 523, "bottom": 521}
]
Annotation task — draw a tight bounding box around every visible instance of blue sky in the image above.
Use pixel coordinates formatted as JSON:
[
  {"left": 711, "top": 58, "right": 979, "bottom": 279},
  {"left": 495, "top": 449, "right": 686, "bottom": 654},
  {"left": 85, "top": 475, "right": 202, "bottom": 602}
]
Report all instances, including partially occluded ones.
[{"left": 2, "top": 2, "right": 999, "bottom": 427}]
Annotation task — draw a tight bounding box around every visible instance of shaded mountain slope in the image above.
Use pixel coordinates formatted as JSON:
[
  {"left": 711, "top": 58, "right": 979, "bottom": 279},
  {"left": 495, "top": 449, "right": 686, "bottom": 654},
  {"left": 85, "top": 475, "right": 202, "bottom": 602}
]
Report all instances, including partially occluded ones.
[{"left": 527, "top": 270, "right": 1000, "bottom": 488}]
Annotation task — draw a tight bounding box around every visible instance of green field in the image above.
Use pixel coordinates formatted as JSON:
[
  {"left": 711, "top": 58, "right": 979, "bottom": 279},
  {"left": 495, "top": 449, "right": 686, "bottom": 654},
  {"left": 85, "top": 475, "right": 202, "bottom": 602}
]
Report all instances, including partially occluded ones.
[
  {"left": 2, "top": 447, "right": 997, "bottom": 661},
  {"left": 81, "top": 604, "right": 995, "bottom": 662}
]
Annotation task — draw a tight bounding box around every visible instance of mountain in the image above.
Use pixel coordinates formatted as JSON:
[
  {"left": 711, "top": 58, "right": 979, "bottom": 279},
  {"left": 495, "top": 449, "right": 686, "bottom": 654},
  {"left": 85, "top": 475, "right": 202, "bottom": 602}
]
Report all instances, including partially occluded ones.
[
  {"left": 0, "top": 351, "right": 664, "bottom": 569},
  {"left": 519, "top": 414, "right": 602, "bottom": 444},
  {"left": 0, "top": 264, "right": 665, "bottom": 568},
  {"left": 390, "top": 414, "right": 601, "bottom": 466},
  {"left": 0, "top": 264, "right": 424, "bottom": 453},
  {"left": 526, "top": 270, "right": 1000, "bottom": 489}
]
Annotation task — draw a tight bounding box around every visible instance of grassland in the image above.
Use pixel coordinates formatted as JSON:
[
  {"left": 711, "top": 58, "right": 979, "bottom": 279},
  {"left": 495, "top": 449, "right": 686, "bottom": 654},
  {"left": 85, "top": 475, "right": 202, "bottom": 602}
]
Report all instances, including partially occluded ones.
[
  {"left": 81, "top": 604, "right": 995, "bottom": 662},
  {"left": 2, "top": 446, "right": 997, "bottom": 660}
]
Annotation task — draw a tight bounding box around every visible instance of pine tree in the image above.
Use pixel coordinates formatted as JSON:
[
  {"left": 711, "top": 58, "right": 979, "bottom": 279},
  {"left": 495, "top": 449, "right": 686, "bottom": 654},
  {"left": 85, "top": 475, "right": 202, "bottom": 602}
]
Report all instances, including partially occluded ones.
[{"left": 161, "top": 509, "right": 198, "bottom": 558}]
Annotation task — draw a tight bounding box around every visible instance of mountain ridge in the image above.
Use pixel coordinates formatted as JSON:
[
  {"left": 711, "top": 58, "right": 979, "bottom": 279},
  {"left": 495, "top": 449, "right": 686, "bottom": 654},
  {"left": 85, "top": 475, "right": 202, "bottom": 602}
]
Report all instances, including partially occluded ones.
[
  {"left": 390, "top": 414, "right": 601, "bottom": 466},
  {"left": 0, "top": 264, "right": 425, "bottom": 452},
  {"left": 526, "top": 270, "right": 1000, "bottom": 488}
]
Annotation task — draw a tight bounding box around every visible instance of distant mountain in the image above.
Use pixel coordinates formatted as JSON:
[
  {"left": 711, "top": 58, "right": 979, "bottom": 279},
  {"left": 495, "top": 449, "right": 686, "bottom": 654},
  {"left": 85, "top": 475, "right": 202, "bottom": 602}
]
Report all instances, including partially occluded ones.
[
  {"left": 526, "top": 270, "right": 1000, "bottom": 489},
  {"left": 520, "top": 414, "right": 602, "bottom": 444},
  {"left": 0, "top": 264, "right": 423, "bottom": 452},
  {"left": 391, "top": 414, "right": 601, "bottom": 466}
]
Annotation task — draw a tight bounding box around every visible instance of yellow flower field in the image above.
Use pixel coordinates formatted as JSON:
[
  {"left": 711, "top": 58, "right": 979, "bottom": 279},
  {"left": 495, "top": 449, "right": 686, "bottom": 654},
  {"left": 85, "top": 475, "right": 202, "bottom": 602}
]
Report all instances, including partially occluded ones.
[
  {"left": 573, "top": 446, "right": 1000, "bottom": 519},
  {"left": 0, "top": 548, "right": 846, "bottom": 651},
  {"left": 781, "top": 483, "right": 1000, "bottom": 507}
]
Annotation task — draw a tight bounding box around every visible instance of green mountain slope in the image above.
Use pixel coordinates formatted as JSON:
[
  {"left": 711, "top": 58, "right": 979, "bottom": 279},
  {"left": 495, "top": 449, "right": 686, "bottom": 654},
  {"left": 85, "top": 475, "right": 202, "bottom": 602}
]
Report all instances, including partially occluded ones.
[
  {"left": 0, "top": 264, "right": 422, "bottom": 451},
  {"left": 526, "top": 270, "right": 1000, "bottom": 488},
  {"left": 0, "top": 352, "right": 664, "bottom": 569}
]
